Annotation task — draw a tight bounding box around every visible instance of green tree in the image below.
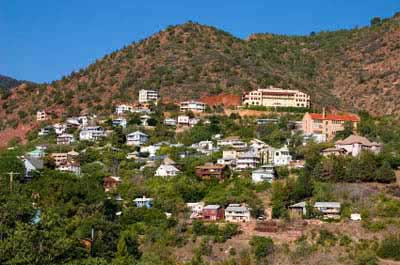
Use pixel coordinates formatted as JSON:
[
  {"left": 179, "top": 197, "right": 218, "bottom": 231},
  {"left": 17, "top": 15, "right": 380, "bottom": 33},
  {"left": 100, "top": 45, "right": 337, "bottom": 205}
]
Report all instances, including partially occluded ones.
[{"left": 249, "top": 236, "right": 274, "bottom": 262}]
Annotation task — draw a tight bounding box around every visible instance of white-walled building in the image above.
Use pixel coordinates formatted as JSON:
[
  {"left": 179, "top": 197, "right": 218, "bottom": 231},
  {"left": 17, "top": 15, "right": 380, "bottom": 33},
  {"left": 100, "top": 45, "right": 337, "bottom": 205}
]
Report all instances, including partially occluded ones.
[
  {"left": 164, "top": 118, "right": 177, "bottom": 126},
  {"left": 252, "top": 165, "right": 276, "bottom": 183},
  {"left": 155, "top": 164, "right": 180, "bottom": 177},
  {"left": 126, "top": 131, "right": 149, "bottom": 146},
  {"left": 180, "top": 101, "right": 206, "bottom": 113},
  {"left": 115, "top": 104, "right": 135, "bottom": 115},
  {"left": 187, "top": 202, "right": 205, "bottom": 219},
  {"left": 36, "top": 110, "right": 49, "bottom": 121},
  {"left": 236, "top": 152, "right": 260, "bottom": 170},
  {"left": 53, "top": 123, "right": 67, "bottom": 135},
  {"left": 112, "top": 118, "right": 127, "bottom": 128},
  {"left": 79, "top": 126, "right": 106, "bottom": 141},
  {"left": 242, "top": 86, "right": 310, "bottom": 108},
  {"left": 140, "top": 145, "right": 161, "bottom": 158},
  {"left": 139, "top": 89, "right": 159, "bottom": 104},
  {"left": 335, "top": 135, "right": 382, "bottom": 156},
  {"left": 217, "top": 136, "right": 247, "bottom": 149},
  {"left": 56, "top": 134, "right": 75, "bottom": 145},
  {"left": 272, "top": 145, "right": 292, "bottom": 166},
  {"left": 217, "top": 150, "right": 238, "bottom": 166},
  {"left": 225, "top": 204, "right": 251, "bottom": 223}
]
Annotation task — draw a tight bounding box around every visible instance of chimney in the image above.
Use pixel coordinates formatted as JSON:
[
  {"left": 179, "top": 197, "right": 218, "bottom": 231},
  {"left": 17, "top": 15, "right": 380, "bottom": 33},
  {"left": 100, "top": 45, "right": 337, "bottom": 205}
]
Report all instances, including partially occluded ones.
[{"left": 322, "top": 107, "right": 326, "bottom": 119}]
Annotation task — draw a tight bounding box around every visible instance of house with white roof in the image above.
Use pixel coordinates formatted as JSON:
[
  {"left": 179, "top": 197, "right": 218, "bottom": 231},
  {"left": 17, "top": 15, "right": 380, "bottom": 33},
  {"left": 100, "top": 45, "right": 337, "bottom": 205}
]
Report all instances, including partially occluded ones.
[
  {"left": 57, "top": 134, "right": 75, "bottom": 145},
  {"left": 236, "top": 152, "right": 260, "bottom": 170},
  {"left": 155, "top": 164, "right": 180, "bottom": 177},
  {"left": 57, "top": 161, "right": 81, "bottom": 175},
  {"left": 133, "top": 196, "right": 154, "bottom": 208},
  {"left": 180, "top": 101, "right": 206, "bottom": 113},
  {"left": 251, "top": 165, "right": 275, "bottom": 183},
  {"left": 164, "top": 118, "right": 177, "bottom": 126},
  {"left": 79, "top": 126, "right": 106, "bottom": 141},
  {"left": 53, "top": 123, "right": 67, "bottom": 135},
  {"left": 115, "top": 104, "right": 135, "bottom": 115},
  {"left": 187, "top": 202, "right": 205, "bottom": 219},
  {"left": 191, "top": 141, "right": 218, "bottom": 155},
  {"left": 140, "top": 144, "right": 161, "bottom": 158},
  {"left": 217, "top": 136, "right": 247, "bottom": 149},
  {"left": 272, "top": 145, "right": 292, "bottom": 166},
  {"left": 289, "top": 201, "right": 341, "bottom": 219},
  {"left": 217, "top": 150, "right": 238, "bottom": 166},
  {"left": 112, "top": 118, "right": 127, "bottom": 128},
  {"left": 126, "top": 131, "right": 149, "bottom": 146},
  {"left": 225, "top": 204, "right": 251, "bottom": 223}
]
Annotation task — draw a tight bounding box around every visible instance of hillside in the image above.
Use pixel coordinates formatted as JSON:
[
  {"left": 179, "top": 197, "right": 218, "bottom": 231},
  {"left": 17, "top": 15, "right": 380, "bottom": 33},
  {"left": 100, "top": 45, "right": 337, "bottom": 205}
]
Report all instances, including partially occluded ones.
[
  {"left": 1, "top": 14, "right": 400, "bottom": 132},
  {"left": 0, "top": 75, "right": 23, "bottom": 90}
]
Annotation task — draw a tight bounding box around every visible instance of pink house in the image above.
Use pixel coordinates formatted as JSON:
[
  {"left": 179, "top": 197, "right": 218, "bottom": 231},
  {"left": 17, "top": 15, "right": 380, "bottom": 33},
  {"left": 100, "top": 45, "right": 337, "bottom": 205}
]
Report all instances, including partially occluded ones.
[
  {"left": 302, "top": 111, "right": 360, "bottom": 141},
  {"left": 335, "top": 135, "right": 382, "bottom": 156}
]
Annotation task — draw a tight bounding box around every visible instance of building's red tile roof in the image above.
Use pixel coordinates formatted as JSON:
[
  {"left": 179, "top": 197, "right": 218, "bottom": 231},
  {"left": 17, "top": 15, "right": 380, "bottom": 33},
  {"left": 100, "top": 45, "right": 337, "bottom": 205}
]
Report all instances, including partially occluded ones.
[{"left": 309, "top": 113, "right": 360, "bottom": 122}]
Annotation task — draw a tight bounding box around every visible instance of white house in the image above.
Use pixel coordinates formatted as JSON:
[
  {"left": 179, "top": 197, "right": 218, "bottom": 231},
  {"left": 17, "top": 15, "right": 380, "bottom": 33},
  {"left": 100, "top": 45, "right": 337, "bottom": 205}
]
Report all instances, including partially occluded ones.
[
  {"left": 180, "top": 101, "right": 206, "bottom": 113},
  {"left": 57, "top": 161, "right": 81, "bottom": 175},
  {"left": 177, "top": 115, "right": 190, "bottom": 125},
  {"left": 252, "top": 165, "right": 275, "bottom": 183},
  {"left": 79, "top": 126, "right": 106, "bottom": 141},
  {"left": 155, "top": 164, "right": 180, "bottom": 177},
  {"left": 140, "top": 145, "right": 161, "bottom": 158},
  {"left": 36, "top": 110, "right": 49, "bottom": 121},
  {"left": 126, "top": 131, "right": 149, "bottom": 146},
  {"left": 139, "top": 89, "right": 159, "bottom": 104},
  {"left": 164, "top": 118, "right": 177, "bottom": 126},
  {"left": 335, "top": 135, "right": 382, "bottom": 157},
  {"left": 272, "top": 145, "right": 292, "bottom": 166},
  {"left": 225, "top": 204, "right": 251, "bottom": 223},
  {"left": 53, "top": 123, "right": 67, "bottom": 135},
  {"left": 112, "top": 118, "right": 127, "bottom": 128},
  {"left": 191, "top": 141, "right": 218, "bottom": 155},
  {"left": 289, "top": 201, "right": 341, "bottom": 219},
  {"left": 236, "top": 152, "right": 260, "bottom": 170},
  {"left": 133, "top": 196, "right": 154, "bottom": 208},
  {"left": 217, "top": 150, "right": 238, "bottom": 166},
  {"left": 115, "top": 104, "right": 135, "bottom": 115},
  {"left": 187, "top": 202, "right": 205, "bottom": 219},
  {"left": 217, "top": 136, "right": 247, "bottom": 149},
  {"left": 140, "top": 115, "right": 152, "bottom": 126},
  {"left": 56, "top": 133, "right": 75, "bottom": 145}
]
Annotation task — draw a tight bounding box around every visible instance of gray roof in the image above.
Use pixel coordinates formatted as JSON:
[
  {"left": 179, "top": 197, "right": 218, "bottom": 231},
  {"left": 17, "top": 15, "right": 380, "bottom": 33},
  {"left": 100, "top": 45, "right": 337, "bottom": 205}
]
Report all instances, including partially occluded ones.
[
  {"left": 314, "top": 202, "right": 341, "bottom": 208},
  {"left": 204, "top": 205, "right": 221, "bottom": 210},
  {"left": 25, "top": 156, "right": 44, "bottom": 170},
  {"left": 289, "top": 201, "right": 341, "bottom": 209},
  {"left": 225, "top": 204, "right": 249, "bottom": 212},
  {"left": 289, "top": 201, "right": 306, "bottom": 208}
]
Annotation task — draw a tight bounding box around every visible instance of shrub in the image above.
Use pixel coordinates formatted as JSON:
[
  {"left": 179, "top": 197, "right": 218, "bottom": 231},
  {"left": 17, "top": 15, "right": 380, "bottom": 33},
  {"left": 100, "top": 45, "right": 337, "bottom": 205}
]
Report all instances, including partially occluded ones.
[
  {"left": 377, "top": 235, "right": 400, "bottom": 261},
  {"left": 249, "top": 236, "right": 274, "bottom": 260}
]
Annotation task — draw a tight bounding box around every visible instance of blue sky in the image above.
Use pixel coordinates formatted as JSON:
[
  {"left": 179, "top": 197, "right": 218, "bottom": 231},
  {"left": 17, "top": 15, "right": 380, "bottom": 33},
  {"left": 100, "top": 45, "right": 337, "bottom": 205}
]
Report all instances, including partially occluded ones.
[{"left": 0, "top": 0, "right": 398, "bottom": 83}]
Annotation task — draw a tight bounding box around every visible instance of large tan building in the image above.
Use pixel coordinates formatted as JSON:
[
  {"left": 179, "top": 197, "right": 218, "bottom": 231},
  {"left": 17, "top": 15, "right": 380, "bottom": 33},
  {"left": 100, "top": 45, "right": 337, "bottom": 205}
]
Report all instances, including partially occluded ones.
[
  {"left": 242, "top": 86, "right": 310, "bottom": 108},
  {"left": 302, "top": 111, "right": 360, "bottom": 141}
]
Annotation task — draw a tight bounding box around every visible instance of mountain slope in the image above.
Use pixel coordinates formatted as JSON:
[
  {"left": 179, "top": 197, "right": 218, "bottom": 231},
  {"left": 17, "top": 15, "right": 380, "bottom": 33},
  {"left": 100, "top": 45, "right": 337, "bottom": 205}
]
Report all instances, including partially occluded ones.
[
  {"left": 0, "top": 75, "right": 23, "bottom": 90},
  {"left": 1, "top": 14, "right": 400, "bottom": 132}
]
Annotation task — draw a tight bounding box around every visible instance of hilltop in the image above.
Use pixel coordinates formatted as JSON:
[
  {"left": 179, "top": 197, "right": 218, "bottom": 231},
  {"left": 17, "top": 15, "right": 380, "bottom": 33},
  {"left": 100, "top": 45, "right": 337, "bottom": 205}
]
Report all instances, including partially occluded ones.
[
  {"left": 1, "top": 14, "right": 400, "bottom": 132},
  {"left": 0, "top": 74, "right": 24, "bottom": 90}
]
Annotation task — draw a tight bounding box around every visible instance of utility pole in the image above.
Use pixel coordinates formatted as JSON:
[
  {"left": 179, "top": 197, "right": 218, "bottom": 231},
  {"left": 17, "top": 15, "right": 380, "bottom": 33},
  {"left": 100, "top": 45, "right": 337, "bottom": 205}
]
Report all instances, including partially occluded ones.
[{"left": 6, "top": 172, "right": 20, "bottom": 192}]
